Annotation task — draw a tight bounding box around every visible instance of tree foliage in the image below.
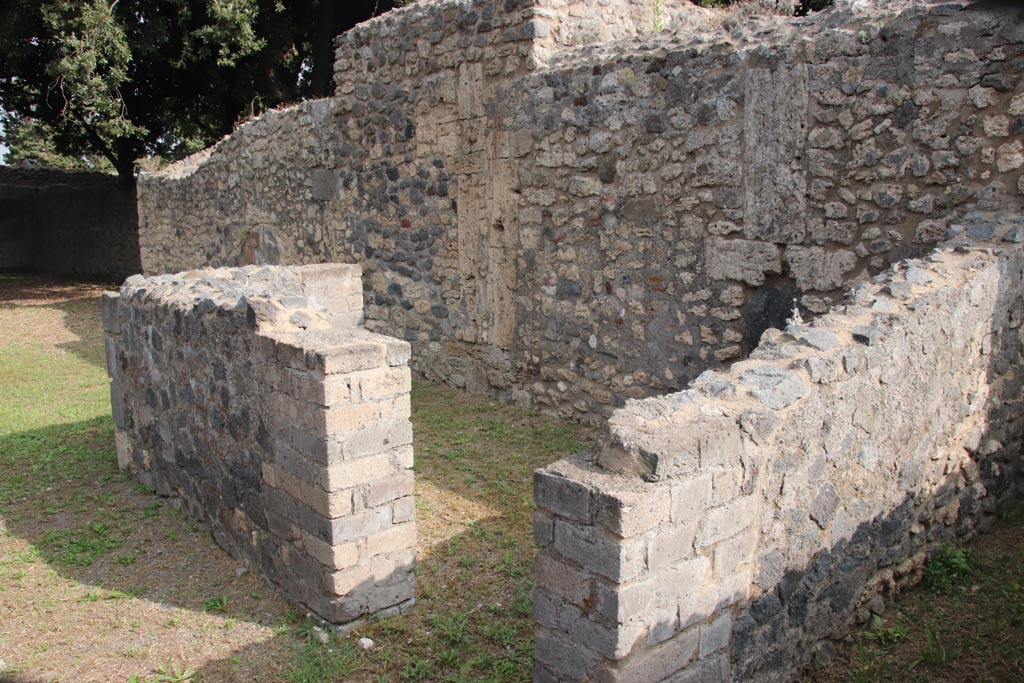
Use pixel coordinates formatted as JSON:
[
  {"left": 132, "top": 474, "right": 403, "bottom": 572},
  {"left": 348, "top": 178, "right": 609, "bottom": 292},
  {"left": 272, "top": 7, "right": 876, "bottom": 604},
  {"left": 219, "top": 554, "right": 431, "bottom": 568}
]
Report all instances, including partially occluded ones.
[{"left": 0, "top": 0, "right": 400, "bottom": 186}]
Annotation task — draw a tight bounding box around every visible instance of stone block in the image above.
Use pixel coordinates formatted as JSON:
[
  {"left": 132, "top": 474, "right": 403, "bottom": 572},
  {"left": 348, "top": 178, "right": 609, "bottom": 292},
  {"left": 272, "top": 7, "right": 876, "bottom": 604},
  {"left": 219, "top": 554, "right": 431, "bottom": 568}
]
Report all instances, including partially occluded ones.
[
  {"left": 326, "top": 452, "right": 394, "bottom": 492},
  {"left": 302, "top": 531, "right": 359, "bottom": 570},
  {"left": 596, "top": 625, "right": 699, "bottom": 683},
  {"left": 533, "top": 587, "right": 561, "bottom": 630},
  {"left": 383, "top": 338, "right": 412, "bottom": 366},
  {"left": 365, "top": 469, "right": 415, "bottom": 507},
  {"left": 698, "top": 420, "right": 745, "bottom": 469},
  {"left": 301, "top": 478, "right": 354, "bottom": 518},
  {"left": 101, "top": 291, "right": 121, "bottom": 334},
  {"left": 311, "top": 341, "right": 386, "bottom": 375},
  {"left": 273, "top": 339, "right": 309, "bottom": 371},
  {"left": 392, "top": 495, "right": 416, "bottom": 524},
  {"left": 338, "top": 421, "right": 414, "bottom": 459},
  {"left": 665, "top": 652, "right": 728, "bottom": 683},
  {"left": 534, "top": 468, "right": 594, "bottom": 524},
  {"left": 326, "top": 493, "right": 393, "bottom": 544},
  {"left": 323, "top": 564, "right": 373, "bottom": 596},
  {"left": 648, "top": 605, "right": 681, "bottom": 645},
  {"left": 712, "top": 527, "right": 758, "bottom": 578},
  {"left": 324, "top": 400, "right": 403, "bottom": 434},
  {"left": 290, "top": 370, "right": 328, "bottom": 406},
  {"left": 534, "top": 552, "right": 596, "bottom": 610},
  {"left": 535, "top": 629, "right": 600, "bottom": 681},
  {"left": 553, "top": 519, "right": 646, "bottom": 582},
  {"left": 679, "top": 580, "right": 723, "bottom": 630},
  {"left": 110, "top": 382, "right": 128, "bottom": 430},
  {"left": 996, "top": 139, "right": 1024, "bottom": 172},
  {"left": 114, "top": 429, "right": 132, "bottom": 469},
  {"left": 350, "top": 366, "right": 412, "bottom": 401},
  {"left": 534, "top": 510, "right": 555, "bottom": 546},
  {"left": 648, "top": 522, "right": 699, "bottom": 571},
  {"left": 671, "top": 474, "right": 713, "bottom": 524},
  {"left": 711, "top": 469, "right": 743, "bottom": 505},
  {"left": 785, "top": 246, "right": 859, "bottom": 292},
  {"left": 700, "top": 497, "right": 759, "bottom": 548},
  {"left": 705, "top": 238, "right": 782, "bottom": 286},
  {"left": 594, "top": 486, "right": 672, "bottom": 538},
  {"left": 708, "top": 566, "right": 752, "bottom": 608},
  {"left": 699, "top": 612, "right": 733, "bottom": 658},
  {"left": 599, "top": 555, "right": 710, "bottom": 625},
  {"left": 364, "top": 522, "right": 417, "bottom": 559},
  {"left": 744, "top": 63, "right": 809, "bottom": 245}
]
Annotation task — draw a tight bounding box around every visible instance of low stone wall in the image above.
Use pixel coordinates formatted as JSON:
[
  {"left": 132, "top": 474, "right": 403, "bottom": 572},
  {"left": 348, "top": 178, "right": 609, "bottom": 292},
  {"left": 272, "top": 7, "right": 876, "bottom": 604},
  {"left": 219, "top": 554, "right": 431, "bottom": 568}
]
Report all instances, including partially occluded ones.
[
  {"left": 0, "top": 167, "right": 140, "bottom": 280},
  {"left": 103, "top": 264, "right": 416, "bottom": 625},
  {"left": 534, "top": 235, "right": 1024, "bottom": 681}
]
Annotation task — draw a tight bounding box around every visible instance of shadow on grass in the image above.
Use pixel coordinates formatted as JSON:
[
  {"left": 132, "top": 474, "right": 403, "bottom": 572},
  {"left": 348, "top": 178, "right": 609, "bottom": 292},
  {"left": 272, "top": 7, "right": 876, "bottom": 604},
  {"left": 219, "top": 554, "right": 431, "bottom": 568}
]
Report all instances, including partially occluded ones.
[
  {"left": 184, "top": 520, "right": 540, "bottom": 683},
  {"left": 0, "top": 417, "right": 295, "bottom": 679},
  {"left": 0, "top": 271, "right": 113, "bottom": 370},
  {"left": 0, "top": 380, "right": 592, "bottom": 682},
  {"left": 180, "top": 381, "right": 591, "bottom": 682}
]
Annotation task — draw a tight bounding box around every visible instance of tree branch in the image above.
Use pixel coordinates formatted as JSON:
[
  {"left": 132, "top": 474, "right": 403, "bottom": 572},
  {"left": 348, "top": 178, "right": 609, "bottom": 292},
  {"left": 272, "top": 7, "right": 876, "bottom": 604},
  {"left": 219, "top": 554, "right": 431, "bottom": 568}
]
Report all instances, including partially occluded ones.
[{"left": 66, "top": 105, "right": 120, "bottom": 170}]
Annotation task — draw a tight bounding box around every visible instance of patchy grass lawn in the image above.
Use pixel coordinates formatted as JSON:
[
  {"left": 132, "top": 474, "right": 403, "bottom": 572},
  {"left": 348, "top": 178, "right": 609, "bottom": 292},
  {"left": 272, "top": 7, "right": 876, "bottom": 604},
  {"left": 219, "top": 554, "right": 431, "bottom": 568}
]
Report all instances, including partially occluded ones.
[
  {"left": 0, "top": 272, "right": 596, "bottom": 683},
  {"left": 810, "top": 514, "right": 1024, "bottom": 683}
]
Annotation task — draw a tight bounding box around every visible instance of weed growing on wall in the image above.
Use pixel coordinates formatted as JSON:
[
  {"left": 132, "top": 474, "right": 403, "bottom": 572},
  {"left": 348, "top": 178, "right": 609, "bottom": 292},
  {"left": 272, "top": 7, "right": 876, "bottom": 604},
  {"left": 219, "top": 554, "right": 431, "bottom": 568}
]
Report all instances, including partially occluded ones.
[{"left": 652, "top": 0, "right": 666, "bottom": 31}]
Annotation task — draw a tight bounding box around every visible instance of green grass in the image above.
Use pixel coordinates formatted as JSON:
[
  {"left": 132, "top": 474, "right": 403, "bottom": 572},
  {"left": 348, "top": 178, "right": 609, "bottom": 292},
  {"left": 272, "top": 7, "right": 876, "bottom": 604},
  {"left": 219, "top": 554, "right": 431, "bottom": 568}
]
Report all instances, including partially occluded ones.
[
  {"left": 0, "top": 275, "right": 598, "bottom": 682},
  {"left": 812, "top": 518, "right": 1024, "bottom": 683},
  {"left": 202, "top": 595, "right": 229, "bottom": 612},
  {"left": 924, "top": 543, "right": 974, "bottom": 594}
]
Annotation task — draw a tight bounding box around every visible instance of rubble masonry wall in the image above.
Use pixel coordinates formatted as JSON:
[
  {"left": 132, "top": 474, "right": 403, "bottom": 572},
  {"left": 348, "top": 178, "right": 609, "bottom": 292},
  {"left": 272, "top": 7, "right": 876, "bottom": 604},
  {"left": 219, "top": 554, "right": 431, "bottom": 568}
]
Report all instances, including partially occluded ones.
[
  {"left": 534, "top": 238, "right": 1024, "bottom": 682},
  {"left": 102, "top": 263, "right": 417, "bottom": 625},
  {"left": 137, "top": 0, "right": 1024, "bottom": 422}
]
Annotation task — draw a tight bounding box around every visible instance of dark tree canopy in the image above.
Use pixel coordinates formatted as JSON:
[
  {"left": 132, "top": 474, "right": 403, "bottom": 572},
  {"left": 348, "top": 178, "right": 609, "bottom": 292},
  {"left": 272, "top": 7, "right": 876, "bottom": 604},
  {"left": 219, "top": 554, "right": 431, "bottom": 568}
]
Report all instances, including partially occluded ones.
[{"left": 0, "top": 0, "right": 402, "bottom": 187}]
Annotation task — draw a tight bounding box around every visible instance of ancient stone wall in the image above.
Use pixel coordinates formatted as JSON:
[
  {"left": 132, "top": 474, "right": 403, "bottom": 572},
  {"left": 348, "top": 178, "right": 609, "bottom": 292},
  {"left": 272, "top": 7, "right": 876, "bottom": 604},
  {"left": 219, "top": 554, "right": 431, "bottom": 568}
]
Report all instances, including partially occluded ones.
[
  {"left": 0, "top": 167, "right": 140, "bottom": 280},
  {"left": 136, "top": 0, "right": 1024, "bottom": 422},
  {"left": 503, "top": 0, "right": 1024, "bottom": 419},
  {"left": 534, "top": 230, "right": 1024, "bottom": 681},
  {"left": 103, "top": 264, "right": 416, "bottom": 625}
]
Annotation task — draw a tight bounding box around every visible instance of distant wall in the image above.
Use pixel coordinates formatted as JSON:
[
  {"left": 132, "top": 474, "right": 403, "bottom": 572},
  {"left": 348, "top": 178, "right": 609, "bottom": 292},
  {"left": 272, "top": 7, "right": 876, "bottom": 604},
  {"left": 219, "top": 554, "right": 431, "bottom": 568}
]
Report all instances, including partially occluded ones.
[
  {"left": 534, "top": 235, "right": 1024, "bottom": 681},
  {"left": 0, "top": 167, "right": 140, "bottom": 280},
  {"left": 104, "top": 264, "right": 417, "bottom": 625},
  {"left": 137, "top": 0, "right": 1024, "bottom": 422}
]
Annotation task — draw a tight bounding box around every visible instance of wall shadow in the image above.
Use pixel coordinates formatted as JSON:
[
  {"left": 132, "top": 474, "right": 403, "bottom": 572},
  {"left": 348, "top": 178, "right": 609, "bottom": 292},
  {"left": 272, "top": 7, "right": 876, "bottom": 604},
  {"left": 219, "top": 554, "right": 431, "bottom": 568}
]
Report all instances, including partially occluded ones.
[
  {"left": 182, "top": 519, "right": 538, "bottom": 683},
  {"left": 0, "top": 167, "right": 140, "bottom": 282},
  {"left": 0, "top": 391, "right": 564, "bottom": 681}
]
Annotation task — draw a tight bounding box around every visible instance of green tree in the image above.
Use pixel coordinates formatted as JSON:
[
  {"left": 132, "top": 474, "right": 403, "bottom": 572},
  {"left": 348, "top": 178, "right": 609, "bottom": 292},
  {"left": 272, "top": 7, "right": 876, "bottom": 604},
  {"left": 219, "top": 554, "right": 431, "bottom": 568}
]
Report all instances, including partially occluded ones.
[{"left": 0, "top": 0, "right": 400, "bottom": 187}]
